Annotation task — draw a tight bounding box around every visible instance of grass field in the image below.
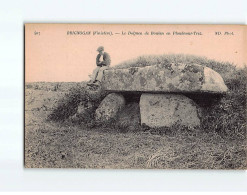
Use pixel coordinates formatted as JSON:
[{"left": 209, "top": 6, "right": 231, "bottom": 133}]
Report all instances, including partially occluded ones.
[{"left": 25, "top": 54, "right": 246, "bottom": 169}]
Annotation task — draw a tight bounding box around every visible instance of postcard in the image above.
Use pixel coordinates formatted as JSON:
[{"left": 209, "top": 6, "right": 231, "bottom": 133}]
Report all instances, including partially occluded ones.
[{"left": 25, "top": 24, "right": 246, "bottom": 169}]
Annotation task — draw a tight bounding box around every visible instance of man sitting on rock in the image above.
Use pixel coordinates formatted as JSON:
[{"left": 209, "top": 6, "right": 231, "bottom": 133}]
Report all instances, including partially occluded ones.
[{"left": 87, "top": 46, "right": 111, "bottom": 86}]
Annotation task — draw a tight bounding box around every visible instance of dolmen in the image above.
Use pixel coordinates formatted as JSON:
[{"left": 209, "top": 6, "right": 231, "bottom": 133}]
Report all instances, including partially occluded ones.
[{"left": 94, "top": 63, "right": 228, "bottom": 128}]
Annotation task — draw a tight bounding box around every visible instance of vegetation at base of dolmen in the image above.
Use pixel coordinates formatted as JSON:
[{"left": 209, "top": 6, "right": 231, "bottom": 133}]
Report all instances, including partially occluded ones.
[
  {"left": 47, "top": 83, "right": 107, "bottom": 122},
  {"left": 47, "top": 83, "right": 87, "bottom": 121}
]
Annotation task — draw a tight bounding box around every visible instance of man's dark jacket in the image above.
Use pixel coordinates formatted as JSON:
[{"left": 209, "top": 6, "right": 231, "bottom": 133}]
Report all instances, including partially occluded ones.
[{"left": 96, "top": 52, "right": 111, "bottom": 67}]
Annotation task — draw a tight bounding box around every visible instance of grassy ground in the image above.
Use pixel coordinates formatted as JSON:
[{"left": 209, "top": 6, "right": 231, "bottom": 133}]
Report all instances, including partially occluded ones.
[
  {"left": 25, "top": 54, "right": 246, "bottom": 169},
  {"left": 25, "top": 115, "right": 246, "bottom": 169}
]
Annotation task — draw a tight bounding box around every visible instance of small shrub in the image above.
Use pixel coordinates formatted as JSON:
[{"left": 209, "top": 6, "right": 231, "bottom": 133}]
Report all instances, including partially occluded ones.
[{"left": 48, "top": 83, "right": 108, "bottom": 122}]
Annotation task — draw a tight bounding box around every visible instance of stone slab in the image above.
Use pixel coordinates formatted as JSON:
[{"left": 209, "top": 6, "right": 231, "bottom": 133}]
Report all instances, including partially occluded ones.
[{"left": 102, "top": 63, "right": 228, "bottom": 93}]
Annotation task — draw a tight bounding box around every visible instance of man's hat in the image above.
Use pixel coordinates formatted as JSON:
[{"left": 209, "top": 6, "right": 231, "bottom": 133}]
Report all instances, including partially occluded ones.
[{"left": 97, "top": 46, "right": 104, "bottom": 52}]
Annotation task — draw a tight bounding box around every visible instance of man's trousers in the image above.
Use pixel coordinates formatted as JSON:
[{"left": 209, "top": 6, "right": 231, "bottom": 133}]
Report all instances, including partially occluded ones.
[{"left": 91, "top": 66, "right": 109, "bottom": 82}]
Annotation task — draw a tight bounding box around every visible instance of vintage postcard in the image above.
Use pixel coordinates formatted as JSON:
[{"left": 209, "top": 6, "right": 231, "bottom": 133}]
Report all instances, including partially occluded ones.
[{"left": 25, "top": 24, "right": 246, "bottom": 169}]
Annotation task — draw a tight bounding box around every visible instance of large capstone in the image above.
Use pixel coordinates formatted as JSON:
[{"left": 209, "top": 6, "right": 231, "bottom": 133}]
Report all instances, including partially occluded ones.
[
  {"left": 102, "top": 63, "right": 228, "bottom": 93},
  {"left": 140, "top": 93, "right": 201, "bottom": 128},
  {"left": 95, "top": 93, "right": 126, "bottom": 121}
]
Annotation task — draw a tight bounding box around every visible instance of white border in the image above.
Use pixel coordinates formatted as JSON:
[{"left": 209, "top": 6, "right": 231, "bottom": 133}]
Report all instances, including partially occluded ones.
[{"left": 0, "top": 0, "right": 246, "bottom": 192}]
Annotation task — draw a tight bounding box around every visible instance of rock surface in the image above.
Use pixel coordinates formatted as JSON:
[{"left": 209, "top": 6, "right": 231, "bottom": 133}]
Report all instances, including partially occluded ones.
[
  {"left": 102, "top": 63, "right": 228, "bottom": 93},
  {"left": 77, "top": 101, "right": 94, "bottom": 115},
  {"left": 86, "top": 84, "right": 107, "bottom": 102},
  {"left": 140, "top": 93, "right": 201, "bottom": 128},
  {"left": 95, "top": 93, "right": 126, "bottom": 121}
]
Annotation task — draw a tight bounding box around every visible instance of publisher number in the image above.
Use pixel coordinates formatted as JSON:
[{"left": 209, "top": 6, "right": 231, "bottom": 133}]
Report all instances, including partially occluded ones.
[{"left": 34, "top": 31, "right": 40, "bottom": 35}]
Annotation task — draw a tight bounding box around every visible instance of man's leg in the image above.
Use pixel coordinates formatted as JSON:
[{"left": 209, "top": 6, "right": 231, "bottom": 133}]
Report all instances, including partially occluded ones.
[
  {"left": 96, "top": 66, "right": 109, "bottom": 82},
  {"left": 90, "top": 66, "right": 101, "bottom": 82}
]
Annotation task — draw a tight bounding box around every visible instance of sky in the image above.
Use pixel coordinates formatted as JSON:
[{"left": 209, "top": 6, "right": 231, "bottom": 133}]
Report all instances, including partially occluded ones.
[{"left": 25, "top": 24, "right": 246, "bottom": 82}]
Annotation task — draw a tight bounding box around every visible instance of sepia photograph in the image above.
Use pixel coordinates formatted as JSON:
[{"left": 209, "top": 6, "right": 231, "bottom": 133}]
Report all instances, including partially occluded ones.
[{"left": 25, "top": 24, "right": 246, "bottom": 169}]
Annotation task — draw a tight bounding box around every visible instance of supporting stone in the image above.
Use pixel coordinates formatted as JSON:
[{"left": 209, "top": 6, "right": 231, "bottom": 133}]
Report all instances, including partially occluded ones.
[
  {"left": 140, "top": 93, "right": 201, "bottom": 128},
  {"left": 95, "top": 93, "right": 126, "bottom": 121}
]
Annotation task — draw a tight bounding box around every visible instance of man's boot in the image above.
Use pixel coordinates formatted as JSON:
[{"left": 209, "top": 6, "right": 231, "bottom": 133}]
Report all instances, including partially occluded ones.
[
  {"left": 93, "top": 80, "right": 101, "bottom": 86},
  {"left": 87, "top": 80, "right": 96, "bottom": 86}
]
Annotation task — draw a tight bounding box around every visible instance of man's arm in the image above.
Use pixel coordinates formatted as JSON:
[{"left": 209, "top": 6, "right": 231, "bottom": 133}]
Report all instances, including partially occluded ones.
[
  {"left": 96, "top": 54, "right": 102, "bottom": 66},
  {"left": 101, "top": 52, "right": 111, "bottom": 66}
]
